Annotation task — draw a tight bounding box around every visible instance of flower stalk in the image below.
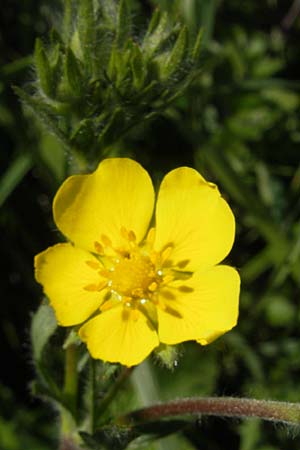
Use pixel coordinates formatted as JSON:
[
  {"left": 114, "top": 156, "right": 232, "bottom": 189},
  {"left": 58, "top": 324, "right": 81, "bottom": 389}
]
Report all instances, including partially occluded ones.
[{"left": 121, "top": 396, "right": 300, "bottom": 427}]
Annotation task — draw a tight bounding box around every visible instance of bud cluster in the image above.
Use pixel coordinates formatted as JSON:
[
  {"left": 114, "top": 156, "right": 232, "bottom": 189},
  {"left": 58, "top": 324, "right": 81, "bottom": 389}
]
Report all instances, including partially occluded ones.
[{"left": 16, "top": 0, "right": 202, "bottom": 160}]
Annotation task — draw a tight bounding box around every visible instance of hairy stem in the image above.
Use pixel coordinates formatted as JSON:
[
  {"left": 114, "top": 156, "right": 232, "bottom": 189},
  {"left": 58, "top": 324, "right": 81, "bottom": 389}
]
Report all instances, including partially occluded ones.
[{"left": 120, "top": 396, "right": 300, "bottom": 427}]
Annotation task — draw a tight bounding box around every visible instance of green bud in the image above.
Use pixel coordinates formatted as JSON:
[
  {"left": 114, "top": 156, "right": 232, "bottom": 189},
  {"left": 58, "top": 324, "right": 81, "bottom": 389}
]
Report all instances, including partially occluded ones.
[{"left": 154, "top": 344, "right": 181, "bottom": 370}]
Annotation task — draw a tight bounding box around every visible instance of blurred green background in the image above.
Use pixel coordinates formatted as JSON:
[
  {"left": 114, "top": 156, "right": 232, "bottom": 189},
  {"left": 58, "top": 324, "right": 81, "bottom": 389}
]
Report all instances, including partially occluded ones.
[{"left": 1, "top": 0, "right": 300, "bottom": 449}]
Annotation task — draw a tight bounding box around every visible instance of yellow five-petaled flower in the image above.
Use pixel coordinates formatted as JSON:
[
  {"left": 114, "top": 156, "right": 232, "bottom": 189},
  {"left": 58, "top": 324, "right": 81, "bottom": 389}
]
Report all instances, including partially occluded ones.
[{"left": 34, "top": 158, "right": 240, "bottom": 367}]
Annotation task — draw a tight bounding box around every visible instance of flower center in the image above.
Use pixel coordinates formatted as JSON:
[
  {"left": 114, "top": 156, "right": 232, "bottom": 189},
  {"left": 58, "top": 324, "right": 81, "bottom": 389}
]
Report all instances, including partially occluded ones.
[
  {"left": 108, "top": 252, "right": 156, "bottom": 298},
  {"left": 84, "top": 227, "right": 192, "bottom": 318}
]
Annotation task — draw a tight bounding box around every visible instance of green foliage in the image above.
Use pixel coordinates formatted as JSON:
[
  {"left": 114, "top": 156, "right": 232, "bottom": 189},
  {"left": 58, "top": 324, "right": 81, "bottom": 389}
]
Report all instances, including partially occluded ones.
[{"left": 17, "top": 0, "right": 202, "bottom": 165}]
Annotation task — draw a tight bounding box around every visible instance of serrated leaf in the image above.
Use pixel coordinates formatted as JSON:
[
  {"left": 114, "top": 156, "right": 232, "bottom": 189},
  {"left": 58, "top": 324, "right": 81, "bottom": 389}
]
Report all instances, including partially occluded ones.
[
  {"left": 161, "top": 26, "right": 188, "bottom": 81},
  {"left": 34, "top": 38, "right": 54, "bottom": 97},
  {"left": 65, "top": 47, "right": 83, "bottom": 95}
]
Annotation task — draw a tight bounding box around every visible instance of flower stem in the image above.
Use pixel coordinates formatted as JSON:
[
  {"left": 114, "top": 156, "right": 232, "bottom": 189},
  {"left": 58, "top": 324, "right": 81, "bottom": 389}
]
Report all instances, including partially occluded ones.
[
  {"left": 120, "top": 396, "right": 300, "bottom": 427},
  {"left": 63, "top": 344, "right": 79, "bottom": 418},
  {"left": 95, "top": 366, "right": 133, "bottom": 426},
  {"left": 60, "top": 345, "right": 79, "bottom": 448}
]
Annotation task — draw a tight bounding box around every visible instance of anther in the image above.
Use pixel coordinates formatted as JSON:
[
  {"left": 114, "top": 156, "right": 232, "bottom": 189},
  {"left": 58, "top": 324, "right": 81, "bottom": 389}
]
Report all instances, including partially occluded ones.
[
  {"left": 85, "top": 260, "right": 100, "bottom": 270},
  {"left": 148, "top": 282, "right": 158, "bottom": 292},
  {"left": 128, "top": 230, "right": 136, "bottom": 242},
  {"left": 146, "top": 227, "right": 155, "bottom": 245},
  {"left": 94, "top": 241, "right": 104, "bottom": 254},
  {"left": 178, "top": 285, "right": 194, "bottom": 293},
  {"left": 160, "top": 290, "right": 176, "bottom": 300},
  {"left": 83, "top": 280, "right": 107, "bottom": 292},
  {"left": 161, "top": 245, "right": 173, "bottom": 264},
  {"left": 101, "top": 234, "right": 112, "bottom": 247}
]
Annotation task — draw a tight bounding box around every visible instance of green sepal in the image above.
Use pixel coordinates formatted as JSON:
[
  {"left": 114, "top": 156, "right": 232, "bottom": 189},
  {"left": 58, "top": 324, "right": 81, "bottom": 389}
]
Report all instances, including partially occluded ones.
[
  {"left": 161, "top": 26, "right": 188, "bottom": 81},
  {"left": 64, "top": 47, "right": 84, "bottom": 95},
  {"left": 153, "top": 344, "right": 182, "bottom": 370},
  {"left": 34, "top": 38, "right": 54, "bottom": 97}
]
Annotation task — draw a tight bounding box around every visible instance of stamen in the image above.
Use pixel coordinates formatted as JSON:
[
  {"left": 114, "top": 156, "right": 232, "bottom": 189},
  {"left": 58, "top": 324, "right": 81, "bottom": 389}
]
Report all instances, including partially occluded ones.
[
  {"left": 85, "top": 260, "right": 100, "bottom": 270},
  {"left": 162, "top": 275, "right": 174, "bottom": 285},
  {"left": 146, "top": 227, "right": 155, "bottom": 245},
  {"left": 178, "top": 285, "right": 194, "bottom": 293},
  {"left": 94, "top": 241, "right": 104, "bottom": 254},
  {"left": 128, "top": 230, "right": 136, "bottom": 242},
  {"left": 101, "top": 234, "right": 112, "bottom": 247},
  {"left": 83, "top": 280, "right": 107, "bottom": 292},
  {"left": 120, "top": 226, "right": 129, "bottom": 240},
  {"left": 130, "top": 309, "right": 141, "bottom": 321},
  {"left": 148, "top": 281, "right": 158, "bottom": 292},
  {"left": 161, "top": 245, "right": 173, "bottom": 264},
  {"left": 84, "top": 284, "right": 99, "bottom": 292},
  {"left": 177, "top": 259, "right": 190, "bottom": 269},
  {"left": 160, "top": 290, "right": 176, "bottom": 300},
  {"left": 100, "top": 299, "right": 116, "bottom": 311}
]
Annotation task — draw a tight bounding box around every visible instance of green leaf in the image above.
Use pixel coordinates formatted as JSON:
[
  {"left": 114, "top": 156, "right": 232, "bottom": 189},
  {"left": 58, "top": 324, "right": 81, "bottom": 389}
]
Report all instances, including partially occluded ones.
[
  {"left": 30, "top": 303, "right": 61, "bottom": 399},
  {"left": 14, "top": 87, "right": 69, "bottom": 146},
  {"left": 97, "top": 108, "right": 124, "bottom": 149},
  {"left": 78, "top": 0, "right": 96, "bottom": 72},
  {"left": 34, "top": 38, "right": 54, "bottom": 97},
  {"left": 161, "top": 26, "right": 188, "bottom": 81},
  {"left": 115, "top": 0, "right": 131, "bottom": 49},
  {"left": 80, "top": 420, "right": 189, "bottom": 450},
  {"left": 70, "top": 118, "right": 95, "bottom": 150},
  {"left": 31, "top": 303, "right": 57, "bottom": 365},
  {"left": 191, "top": 28, "right": 203, "bottom": 63},
  {"left": 0, "top": 153, "right": 33, "bottom": 207},
  {"left": 130, "top": 44, "right": 145, "bottom": 90},
  {"left": 64, "top": 47, "right": 83, "bottom": 95},
  {"left": 143, "top": 11, "right": 169, "bottom": 57}
]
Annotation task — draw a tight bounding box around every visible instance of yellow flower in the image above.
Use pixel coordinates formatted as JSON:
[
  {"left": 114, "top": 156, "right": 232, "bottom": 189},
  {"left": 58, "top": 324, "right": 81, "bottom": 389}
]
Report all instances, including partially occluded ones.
[{"left": 34, "top": 158, "right": 240, "bottom": 366}]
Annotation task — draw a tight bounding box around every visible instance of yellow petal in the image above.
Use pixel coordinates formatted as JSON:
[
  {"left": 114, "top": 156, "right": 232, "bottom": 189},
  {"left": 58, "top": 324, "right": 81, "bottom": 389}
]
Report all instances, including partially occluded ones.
[
  {"left": 158, "top": 265, "right": 240, "bottom": 345},
  {"left": 53, "top": 158, "right": 155, "bottom": 252},
  {"left": 34, "top": 243, "right": 106, "bottom": 326},
  {"left": 154, "top": 167, "right": 235, "bottom": 271},
  {"left": 79, "top": 306, "right": 159, "bottom": 366}
]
